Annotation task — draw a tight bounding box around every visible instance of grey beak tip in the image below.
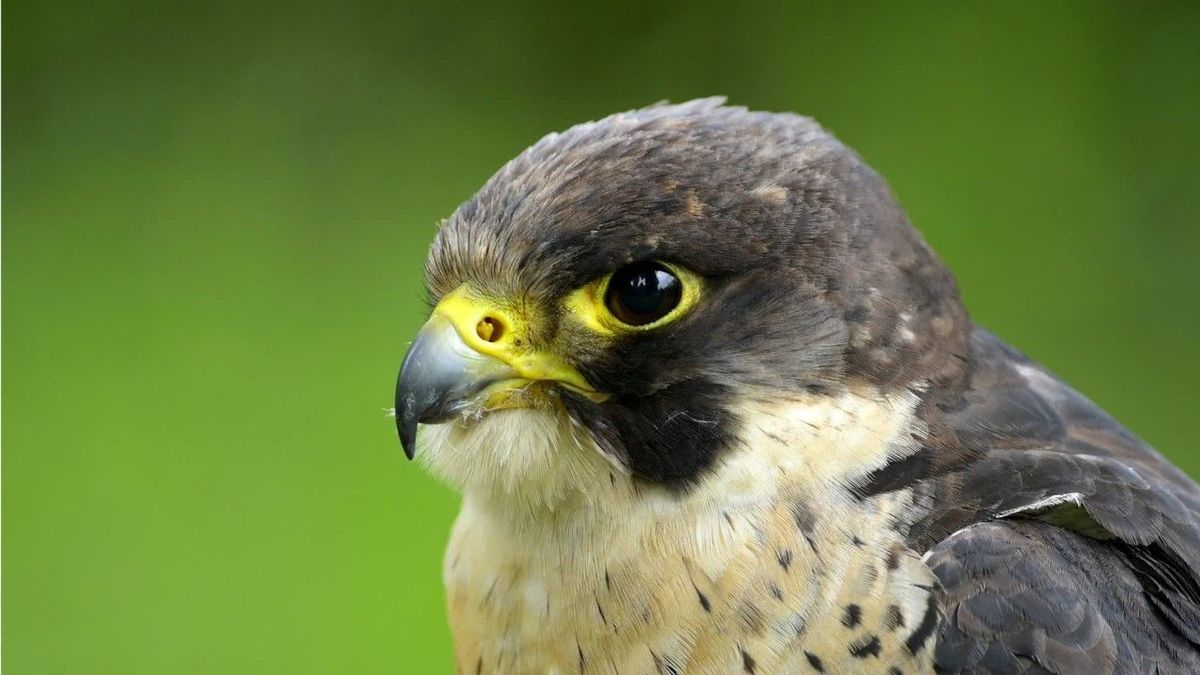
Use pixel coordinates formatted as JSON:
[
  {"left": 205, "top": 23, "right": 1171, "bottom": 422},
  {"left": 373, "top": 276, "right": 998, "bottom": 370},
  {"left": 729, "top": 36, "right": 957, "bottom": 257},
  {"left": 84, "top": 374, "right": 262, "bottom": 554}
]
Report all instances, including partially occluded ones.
[
  {"left": 395, "top": 380, "right": 418, "bottom": 460},
  {"left": 399, "top": 424, "right": 417, "bottom": 460}
]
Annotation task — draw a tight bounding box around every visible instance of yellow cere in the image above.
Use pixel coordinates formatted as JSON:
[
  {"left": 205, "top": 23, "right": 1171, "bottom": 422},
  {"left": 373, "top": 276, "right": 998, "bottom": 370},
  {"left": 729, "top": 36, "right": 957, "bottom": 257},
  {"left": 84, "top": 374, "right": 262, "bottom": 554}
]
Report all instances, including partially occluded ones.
[
  {"left": 564, "top": 261, "right": 704, "bottom": 335},
  {"left": 432, "top": 286, "right": 609, "bottom": 402}
]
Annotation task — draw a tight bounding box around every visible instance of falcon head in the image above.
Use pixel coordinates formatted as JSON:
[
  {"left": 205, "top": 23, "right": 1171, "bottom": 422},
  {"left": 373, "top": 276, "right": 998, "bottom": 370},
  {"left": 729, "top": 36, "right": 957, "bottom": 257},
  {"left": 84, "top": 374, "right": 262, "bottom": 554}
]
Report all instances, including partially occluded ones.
[{"left": 395, "top": 99, "right": 969, "bottom": 508}]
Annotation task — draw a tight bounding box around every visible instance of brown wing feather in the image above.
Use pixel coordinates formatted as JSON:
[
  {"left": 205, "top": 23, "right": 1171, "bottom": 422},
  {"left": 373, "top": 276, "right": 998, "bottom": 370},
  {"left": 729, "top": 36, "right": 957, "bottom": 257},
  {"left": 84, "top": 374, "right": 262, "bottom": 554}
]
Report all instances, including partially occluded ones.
[
  {"left": 861, "top": 329, "right": 1200, "bottom": 672},
  {"left": 927, "top": 519, "right": 1200, "bottom": 673}
]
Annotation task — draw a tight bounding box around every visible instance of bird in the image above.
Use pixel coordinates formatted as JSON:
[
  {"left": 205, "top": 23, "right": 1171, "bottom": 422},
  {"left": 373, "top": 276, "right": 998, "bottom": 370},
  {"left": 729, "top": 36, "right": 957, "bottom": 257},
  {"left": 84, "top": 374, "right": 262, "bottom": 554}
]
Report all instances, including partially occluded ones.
[{"left": 392, "top": 98, "right": 1200, "bottom": 674}]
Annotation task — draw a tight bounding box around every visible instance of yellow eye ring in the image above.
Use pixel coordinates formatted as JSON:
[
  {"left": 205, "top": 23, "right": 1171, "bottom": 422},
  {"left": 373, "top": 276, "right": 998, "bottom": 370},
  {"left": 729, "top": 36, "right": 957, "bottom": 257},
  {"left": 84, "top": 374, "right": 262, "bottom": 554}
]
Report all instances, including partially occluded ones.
[{"left": 565, "top": 261, "right": 703, "bottom": 335}]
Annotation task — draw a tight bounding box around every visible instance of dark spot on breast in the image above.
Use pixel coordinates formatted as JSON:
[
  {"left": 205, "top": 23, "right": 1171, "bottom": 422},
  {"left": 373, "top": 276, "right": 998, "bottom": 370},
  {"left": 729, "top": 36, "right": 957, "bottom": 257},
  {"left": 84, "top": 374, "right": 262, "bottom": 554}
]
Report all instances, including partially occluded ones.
[
  {"left": 803, "top": 533, "right": 821, "bottom": 557},
  {"left": 649, "top": 648, "right": 681, "bottom": 675},
  {"left": 852, "top": 535, "right": 865, "bottom": 547},
  {"left": 481, "top": 577, "right": 499, "bottom": 608},
  {"left": 884, "top": 604, "right": 905, "bottom": 630},
  {"left": 803, "top": 651, "right": 825, "bottom": 672},
  {"left": 777, "top": 549, "right": 793, "bottom": 571},
  {"left": 805, "top": 383, "right": 831, "bottom": 396},
  {"left": 849, "top": 634, "right": 882, "bottom": 658},
  {"left": 595, "top": 598, "right": 608, "bottom": 625},
  {"left": 886, "top": 548, "right": 901, "bottom": 570},
  {"left": 738, "top": 601, "right": 765, "bottom": 635},
  {"left": 769, "top": 582, "right": 783, "bottom": 601},
  {"left": 761, "top": 428, "right": 788, "bottom": 444},
  {"left": 604, "top": 568, "right": 612, "bottom": 591},
  {"left": 888, "top": 668, "right": 903, "bottom": 675},
  {"left": 841, "top": 603, "right": 862, "bottom": 628},
  {"left": 905, "top": 594, "right": 939, "bottom": 655},
  {"left": 694, "top": 586, "right": 711, "bottom": 612},
  {"left": 649, "top": 648, "right": 662, "bottom": 673},
  {"left": 741, "top": 649, "right": 757, "bottom": 673},
  {"left": 790, "top": 501, "right": 817, "bottom": 534}
]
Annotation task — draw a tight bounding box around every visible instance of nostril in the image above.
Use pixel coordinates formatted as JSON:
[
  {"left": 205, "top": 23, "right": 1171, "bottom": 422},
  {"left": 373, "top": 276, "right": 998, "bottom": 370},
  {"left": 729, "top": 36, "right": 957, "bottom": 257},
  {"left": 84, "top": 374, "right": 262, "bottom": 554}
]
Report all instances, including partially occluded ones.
[{"left": 476, "top": 316, "right": 504, "bottom": 343}]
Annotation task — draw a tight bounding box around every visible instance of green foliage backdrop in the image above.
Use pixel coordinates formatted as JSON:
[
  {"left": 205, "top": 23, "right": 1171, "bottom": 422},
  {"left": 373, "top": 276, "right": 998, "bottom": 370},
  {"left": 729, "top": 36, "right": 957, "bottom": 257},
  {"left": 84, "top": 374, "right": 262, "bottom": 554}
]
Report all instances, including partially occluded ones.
[{"left": 5, "top": 2, "right": 1199, "bottom": 672}]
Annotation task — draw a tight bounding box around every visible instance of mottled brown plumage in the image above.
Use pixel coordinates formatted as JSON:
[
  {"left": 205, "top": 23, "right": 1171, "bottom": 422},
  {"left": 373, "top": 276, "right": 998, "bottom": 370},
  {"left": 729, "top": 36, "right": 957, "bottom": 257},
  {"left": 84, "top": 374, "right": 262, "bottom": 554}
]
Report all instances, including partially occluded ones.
[
  {"left": 395, "top": 99, "right": 1200, "bottom": 674},
  {"left": 895, "top": 330, "right": 1200, "bottom": 672}
]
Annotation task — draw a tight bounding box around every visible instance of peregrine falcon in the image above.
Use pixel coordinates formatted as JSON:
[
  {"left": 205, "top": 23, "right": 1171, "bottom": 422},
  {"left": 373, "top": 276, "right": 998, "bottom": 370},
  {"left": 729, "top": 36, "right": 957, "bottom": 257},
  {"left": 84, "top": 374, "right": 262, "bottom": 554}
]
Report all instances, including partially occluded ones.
[{"left": 393, "top": 99, "right": 1200, "bottom": 674}]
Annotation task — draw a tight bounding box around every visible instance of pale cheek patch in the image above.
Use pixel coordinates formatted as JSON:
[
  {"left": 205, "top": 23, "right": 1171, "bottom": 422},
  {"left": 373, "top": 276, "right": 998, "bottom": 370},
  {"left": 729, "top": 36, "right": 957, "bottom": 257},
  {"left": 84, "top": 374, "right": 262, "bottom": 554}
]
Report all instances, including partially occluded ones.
[{"left": 730, "top": 386, "right": 924, "bottom": 495}]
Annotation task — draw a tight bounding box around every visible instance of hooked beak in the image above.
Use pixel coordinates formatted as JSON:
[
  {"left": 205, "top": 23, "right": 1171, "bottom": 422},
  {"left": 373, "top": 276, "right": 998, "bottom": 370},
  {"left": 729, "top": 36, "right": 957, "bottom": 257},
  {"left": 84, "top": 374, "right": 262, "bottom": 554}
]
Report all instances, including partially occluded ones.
[
  {"left": 394, "top": 313, "right": 516, "bottom": 458},
  {"left": 394, "top": 286, "right": 607, "bottom": 459}
]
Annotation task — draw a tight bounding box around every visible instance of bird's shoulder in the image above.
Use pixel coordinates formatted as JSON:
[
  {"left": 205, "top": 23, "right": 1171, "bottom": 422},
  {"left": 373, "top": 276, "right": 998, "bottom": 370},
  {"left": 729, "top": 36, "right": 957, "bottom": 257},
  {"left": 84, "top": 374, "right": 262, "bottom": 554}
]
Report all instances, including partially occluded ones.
[
  {"left": 920, "top": 329, "right": 1200, "bottom": 555},
  {"left": 860, "top": 328, "right": 1200, "bottom": 673}
]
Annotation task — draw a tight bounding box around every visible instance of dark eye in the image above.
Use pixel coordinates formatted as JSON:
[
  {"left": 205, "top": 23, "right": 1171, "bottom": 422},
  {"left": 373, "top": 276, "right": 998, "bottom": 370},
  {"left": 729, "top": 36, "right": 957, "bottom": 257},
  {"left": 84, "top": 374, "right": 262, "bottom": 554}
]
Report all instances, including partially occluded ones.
[{"left": 605, "top": 261, "right": 683, "bottom": 326}]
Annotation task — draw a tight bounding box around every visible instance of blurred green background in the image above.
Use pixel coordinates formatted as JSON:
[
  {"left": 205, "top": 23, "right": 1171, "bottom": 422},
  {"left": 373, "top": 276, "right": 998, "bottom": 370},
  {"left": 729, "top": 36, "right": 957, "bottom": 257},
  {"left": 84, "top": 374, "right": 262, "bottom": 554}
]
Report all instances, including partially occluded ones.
[{"left": 4, "top": 1, "right": 1199, "bottom": 672}]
